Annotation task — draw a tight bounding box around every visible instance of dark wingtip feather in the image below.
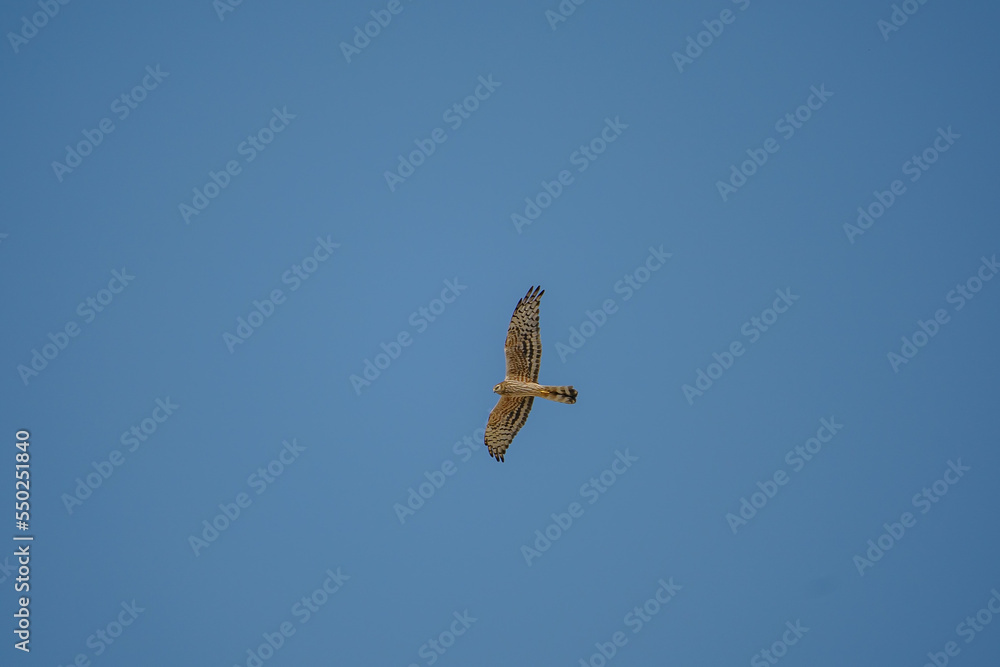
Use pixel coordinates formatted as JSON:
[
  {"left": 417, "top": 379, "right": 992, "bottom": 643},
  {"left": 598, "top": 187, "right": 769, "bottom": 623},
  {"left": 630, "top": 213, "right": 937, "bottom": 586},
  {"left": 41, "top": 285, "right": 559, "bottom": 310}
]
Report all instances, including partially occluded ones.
[{"left": 513, "top": 286, "right": 544, "bottom": 317}]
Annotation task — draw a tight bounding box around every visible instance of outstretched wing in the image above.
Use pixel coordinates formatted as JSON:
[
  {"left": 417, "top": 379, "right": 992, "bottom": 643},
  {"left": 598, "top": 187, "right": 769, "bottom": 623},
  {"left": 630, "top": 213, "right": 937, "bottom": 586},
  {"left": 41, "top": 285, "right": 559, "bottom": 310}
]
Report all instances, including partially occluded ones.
[
  {"left": 504, "top": 286, "right": 543, "bottom": 381},
  {"left": 485, "top": 396, "right": 534, "bottom": 462}
]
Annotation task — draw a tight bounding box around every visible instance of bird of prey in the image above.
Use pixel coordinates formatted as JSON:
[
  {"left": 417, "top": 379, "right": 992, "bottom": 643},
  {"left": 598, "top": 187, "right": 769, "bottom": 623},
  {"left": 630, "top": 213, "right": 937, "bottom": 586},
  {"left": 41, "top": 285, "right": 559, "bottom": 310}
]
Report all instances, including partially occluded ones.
[{"left": 485, "top": 286, "right": 577, "bottom": 462}]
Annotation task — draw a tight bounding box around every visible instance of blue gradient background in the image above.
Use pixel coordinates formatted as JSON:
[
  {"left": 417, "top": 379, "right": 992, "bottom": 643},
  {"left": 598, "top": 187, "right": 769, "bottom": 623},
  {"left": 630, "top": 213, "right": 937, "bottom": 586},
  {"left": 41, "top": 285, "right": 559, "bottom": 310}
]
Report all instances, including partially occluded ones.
[{"left": 2, "top": 1, "right": 999, "bottom": 665}]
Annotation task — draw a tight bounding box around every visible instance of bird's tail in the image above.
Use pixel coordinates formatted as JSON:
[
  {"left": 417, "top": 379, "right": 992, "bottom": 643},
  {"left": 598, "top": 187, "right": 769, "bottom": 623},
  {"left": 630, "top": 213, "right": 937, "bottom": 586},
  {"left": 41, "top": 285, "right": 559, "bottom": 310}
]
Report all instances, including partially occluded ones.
[{"left": 539, "top": 385, "right": 578, "bottom": 404}]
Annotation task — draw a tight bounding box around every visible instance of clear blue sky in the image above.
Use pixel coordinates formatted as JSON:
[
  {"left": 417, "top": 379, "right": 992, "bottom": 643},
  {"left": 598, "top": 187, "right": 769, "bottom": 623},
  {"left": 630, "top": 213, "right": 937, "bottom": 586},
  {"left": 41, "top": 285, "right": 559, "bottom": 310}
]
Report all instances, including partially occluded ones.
[{"left": 3, "top": 1, "right": 1000, "bottom": 665}]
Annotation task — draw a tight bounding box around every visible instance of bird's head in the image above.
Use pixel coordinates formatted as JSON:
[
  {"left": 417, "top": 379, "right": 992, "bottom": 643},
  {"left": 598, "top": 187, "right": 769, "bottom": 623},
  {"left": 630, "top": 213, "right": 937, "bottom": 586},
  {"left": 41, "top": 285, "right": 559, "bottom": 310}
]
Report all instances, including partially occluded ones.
[{"left": 493, "top": 383, "right": 502, "bottom": 394}]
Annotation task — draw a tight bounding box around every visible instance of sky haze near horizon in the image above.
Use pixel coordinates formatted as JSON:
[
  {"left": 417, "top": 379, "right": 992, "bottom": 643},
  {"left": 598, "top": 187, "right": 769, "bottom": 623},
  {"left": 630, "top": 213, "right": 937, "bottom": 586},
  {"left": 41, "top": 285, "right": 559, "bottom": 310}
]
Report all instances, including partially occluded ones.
[{"left": 2, "top": 1, "right": 1000, "bottom": 665}]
